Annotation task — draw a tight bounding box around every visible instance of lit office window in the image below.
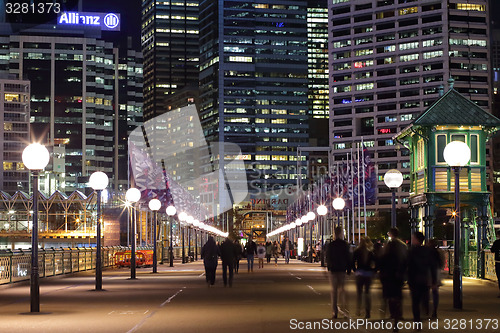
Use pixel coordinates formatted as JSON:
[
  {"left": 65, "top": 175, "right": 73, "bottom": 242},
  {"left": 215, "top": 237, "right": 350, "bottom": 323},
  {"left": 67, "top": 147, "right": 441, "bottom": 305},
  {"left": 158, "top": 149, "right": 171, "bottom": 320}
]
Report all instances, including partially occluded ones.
[
  {"left": 399, "top": 7, "right": 418, "bottom": 15},
  {"left": 456, "top": 4, "right": 485, "bottom": 11}
]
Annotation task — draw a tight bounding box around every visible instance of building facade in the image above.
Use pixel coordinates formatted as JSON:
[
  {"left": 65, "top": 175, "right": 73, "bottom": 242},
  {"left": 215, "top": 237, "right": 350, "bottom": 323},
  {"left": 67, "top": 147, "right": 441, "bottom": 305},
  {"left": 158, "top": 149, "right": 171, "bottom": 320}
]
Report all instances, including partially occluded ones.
[
  {"left": 141, "top": 0, "right": 200, "bottom": 121},
  {"left": 0, "top": 74, "right": 30, "bottom": 193},
  {"left": 199, "top": 0, "right": 310, "bottom": 193},
  {"left": 329, "top": 0, "right": 491, "bottom": 215}
]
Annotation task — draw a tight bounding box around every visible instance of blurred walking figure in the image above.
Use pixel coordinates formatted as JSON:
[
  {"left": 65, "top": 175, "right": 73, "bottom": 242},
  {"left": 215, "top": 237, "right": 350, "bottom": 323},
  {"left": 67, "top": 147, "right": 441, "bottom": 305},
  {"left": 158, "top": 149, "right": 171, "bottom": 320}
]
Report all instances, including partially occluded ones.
[
  {"left": 273, "top": 240, "right": 281, "bottom": 266},
  {"left": 352, "top": 237, "right": 376, "bottom": 319},
  {"left": 281, "top": 235, "right": 293, "bottom": 264},
  {"left": 379, "top": 228, "right": 407, "bottom": 332},
  {"left": 408, "top": 232, "right": 437, "bottom": 329},
  {"left": 257, "top": 243, "right": 266, "bottom": 268},
  {"left": 265, "top": 241, "right": 273, "bottom": 264},
  {"left": 245, "top": 237, "right": 257, "bottom": 272},
  {"left": 326, "top": 226, "right": 351, "bottom": 319},
  {"left": 220, "top": 235, "right": 238, "bottom": 287},
  {"left": 234, "top": 239, "right": 243, "bottom": 274},
  {"left": 490, "top": 230, "right": 500, "bottom": 297},
  {"left": 201, "top": 236, "right": 219, "bottom": 287},
  {"left": 427, "top": 238, "right": 444, "bottom": 318}
]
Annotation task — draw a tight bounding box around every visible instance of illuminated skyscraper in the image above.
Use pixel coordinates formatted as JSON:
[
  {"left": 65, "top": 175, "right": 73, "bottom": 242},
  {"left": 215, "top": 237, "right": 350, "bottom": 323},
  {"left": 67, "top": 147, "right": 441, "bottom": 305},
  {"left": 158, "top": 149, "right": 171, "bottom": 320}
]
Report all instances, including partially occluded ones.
[
  {"left": 141, "top": 0, "right": 200, "bottom": 121},
  {"left": 329, "top": 0, "right": 491, "bottom": 215},
  {"left": 199, "top": 0, "right": 309, "bottom": 192}
]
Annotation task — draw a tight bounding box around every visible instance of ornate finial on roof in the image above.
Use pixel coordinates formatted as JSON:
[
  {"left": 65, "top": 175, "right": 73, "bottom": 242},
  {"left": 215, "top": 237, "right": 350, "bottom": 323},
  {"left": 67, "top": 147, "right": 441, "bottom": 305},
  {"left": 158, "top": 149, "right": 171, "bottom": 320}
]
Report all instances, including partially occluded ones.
[
  {"left": 438, "top": 85, "right": 444, "bottom": 97},
  {"left": 447, "top": 77, "right": 455, "bottom": 90}
]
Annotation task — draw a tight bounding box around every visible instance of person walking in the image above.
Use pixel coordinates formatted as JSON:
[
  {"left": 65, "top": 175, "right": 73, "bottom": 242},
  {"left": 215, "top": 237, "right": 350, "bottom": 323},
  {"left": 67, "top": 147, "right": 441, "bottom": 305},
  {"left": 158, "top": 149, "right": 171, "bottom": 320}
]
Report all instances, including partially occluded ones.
[
  {"left": 491, "top": 229, "right": 500, "bottom": 297},
  {"left": 407, "top": 232, "right": 437, "bottom": 329},
  {"left": 245, "top": 238, "right": 257, "bottom": 272},
  {"left": 427, "top": 238, "right": 444, "bottom": 318},
  {"left": 273, "top": 240, "right": 281, "bottom": 266},
  {"left": 265, "top": 240, "right": 273, "bottom": 264},
  {"left": 352, "top": 237, "right": 376, "bottom": 319},
  {"left": 201, "top": 236, "right": 219, "bottom": 287},
  {"left": 281, "top": 235, "right": 293, "bottom": 264},
  {"left": 326, "top": 226, "right": 351, "bottom": 319},
  {"left": 234, "top": 239, "right": 243, "bottom": 274},
  {"left": 220, "top": 235, "right": 238, "bottom": 287},
  {"left": 257, "top": 243, "right": 266, "bottom": 268},
  {"left": 379, "top": 228, "right": 407, "bottom": 332}
]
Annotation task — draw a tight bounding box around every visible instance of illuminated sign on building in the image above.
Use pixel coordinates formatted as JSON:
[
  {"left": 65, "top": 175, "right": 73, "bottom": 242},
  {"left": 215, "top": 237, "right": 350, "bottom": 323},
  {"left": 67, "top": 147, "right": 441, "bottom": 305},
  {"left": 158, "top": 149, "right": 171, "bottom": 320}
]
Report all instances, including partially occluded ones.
[{"left": 58, "top": 12, "right": 120, "bottom": 31}]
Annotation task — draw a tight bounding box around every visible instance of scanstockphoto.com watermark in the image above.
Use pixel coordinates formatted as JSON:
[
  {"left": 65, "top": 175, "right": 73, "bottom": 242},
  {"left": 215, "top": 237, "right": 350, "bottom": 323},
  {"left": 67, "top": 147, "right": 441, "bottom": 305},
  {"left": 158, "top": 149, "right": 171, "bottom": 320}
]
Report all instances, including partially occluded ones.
[{"left": 289, "top": 318, "right": 499, "bottom": 331}]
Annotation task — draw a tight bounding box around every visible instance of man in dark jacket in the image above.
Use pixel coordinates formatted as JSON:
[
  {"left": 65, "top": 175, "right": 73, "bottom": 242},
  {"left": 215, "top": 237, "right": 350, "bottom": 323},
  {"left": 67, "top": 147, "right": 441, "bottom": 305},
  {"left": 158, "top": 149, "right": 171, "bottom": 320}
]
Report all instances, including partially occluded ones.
[
  {"left": 326, "top": 226, "right": 351, "bottom": 319},
  {"left": 201, "top": 236, "right": 219, "bottom": 286},
  {"left": 491, "top": 229, "right": 500, "bottom": 296},
  {"left": 220, "top": 235, "right": 238, "bottom": 287},
  {"left": 379, "top": 228, "right": 407, "bottom": 332},
  {"left": 408, "top": 232, "right": 437, "bottom": 327},
  {"left": 281, "top": 235, "right": 294, "bottom": 264},
  {"left": 245, "top": 237, "right": 258, "bottom": 272}
]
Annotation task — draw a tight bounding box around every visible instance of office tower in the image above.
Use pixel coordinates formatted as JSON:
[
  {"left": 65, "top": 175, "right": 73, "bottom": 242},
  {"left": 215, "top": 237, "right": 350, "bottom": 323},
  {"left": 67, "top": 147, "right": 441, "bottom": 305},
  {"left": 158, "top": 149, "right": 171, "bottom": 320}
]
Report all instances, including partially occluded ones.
[
  {"left": 141, "top": 0, "right": 200, "bottom": 121},
  {"left": 117, "top": 49, "right": 143, "bottom": 191},
  {"left": 329, "top": 0, "right": 491, "bottom": 216},
  {"left": 199, "top": 0, "right": 309, "bottom": 193},
  {"left": 0, "top": 31, "right": 118, "bottom": 194},
  {"left": 491, "top": 0, "right": 500, "bottom": 217},
  {"left": 0, "top": 73, "right": 30, "bottom": 193}
]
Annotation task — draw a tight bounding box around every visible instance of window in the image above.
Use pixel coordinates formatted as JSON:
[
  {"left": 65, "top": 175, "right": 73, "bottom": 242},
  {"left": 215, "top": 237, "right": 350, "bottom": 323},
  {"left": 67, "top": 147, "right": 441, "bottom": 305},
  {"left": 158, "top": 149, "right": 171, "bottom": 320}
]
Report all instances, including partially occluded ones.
[
  {"left": 399, "top": 7, "right": 418, "bottom": 15},
  {"left": 400, "top": 53, "right": 419, "bottom": 62},
  {"left": 417, "top": 139, "right": 425, "bottom": 169},
  {"left": 399, "top": 42, "right": 418, "bottom": 51},
  {"left": 470, "top": 134, "right": 478, "bottom": 163},
  {"left": 423, "top": 50, "right": 443, "bottom": 60},
  {"left": 456, "top": 3, "right": 485, "bottom": 11}
]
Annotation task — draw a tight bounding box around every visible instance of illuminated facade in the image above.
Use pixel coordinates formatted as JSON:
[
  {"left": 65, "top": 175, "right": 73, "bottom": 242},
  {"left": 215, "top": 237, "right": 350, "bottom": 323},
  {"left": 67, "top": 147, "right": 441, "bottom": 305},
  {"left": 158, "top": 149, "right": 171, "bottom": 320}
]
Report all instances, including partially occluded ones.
[
  {"left": 307, "top": 0, "right": 329, "bottom": 119},
  {"left": 141, "top": 0, "right": 200, "bottom": 121},
  {"left": 329, "top": 0, "right": 491, "bottom": 211},
  {"left": 0, "top": 32, "right": 118, "bottom": 194},
  {"left": 0, "top": 74, "right": 30, "bottom": 193},
  {"left": 199, "top": 0, "right": 309, "bottom": 192}
]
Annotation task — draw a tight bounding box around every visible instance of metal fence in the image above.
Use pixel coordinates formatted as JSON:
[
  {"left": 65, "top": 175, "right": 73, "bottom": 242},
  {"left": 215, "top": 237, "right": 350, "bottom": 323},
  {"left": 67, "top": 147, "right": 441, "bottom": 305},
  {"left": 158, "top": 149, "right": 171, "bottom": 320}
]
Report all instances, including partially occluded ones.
[
  {"left": 443, "top": 249, "right": 496, "bottom": 281},
  {"left": 0, "top": 245, "right": 203, "bottom": 285}
]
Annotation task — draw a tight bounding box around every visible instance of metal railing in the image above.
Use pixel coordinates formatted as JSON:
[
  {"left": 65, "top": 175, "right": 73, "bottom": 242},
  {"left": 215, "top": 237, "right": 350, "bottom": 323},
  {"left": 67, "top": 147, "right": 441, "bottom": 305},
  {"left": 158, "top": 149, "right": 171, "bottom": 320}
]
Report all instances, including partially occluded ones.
[{"left": 443, "top": 249, "right": 496, "bottom": 280}]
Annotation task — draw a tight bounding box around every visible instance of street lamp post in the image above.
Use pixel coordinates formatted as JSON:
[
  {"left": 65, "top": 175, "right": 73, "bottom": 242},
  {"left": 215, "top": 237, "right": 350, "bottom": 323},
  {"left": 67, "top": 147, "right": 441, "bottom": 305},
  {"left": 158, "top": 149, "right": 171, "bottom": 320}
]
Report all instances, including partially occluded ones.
[
  {"left": 167, "top": 206, "right": 178, "bottom": 267},
  {"left": 148, "top": 199, "right": 161, "bottom": 273},
  {"left": 384, "top": 169, "right": 403, "bottom": 228},
  {"left": 444, "top": 141, "right": 471, "bottom": 310},
  {"left": 89, "top": 171, "right": 109, "bottom": 291},
  {"left": 316, "top": 205, "right": 327, "bottom": 266},
  {"left": 332, "top": 197, "right": 346, "bottom": 228},
  {"left": 22, "top": 143, "right": 50, "bottom": 313},
  {"left": 126, "top": 188, "right": 141, "bottom": 279}
]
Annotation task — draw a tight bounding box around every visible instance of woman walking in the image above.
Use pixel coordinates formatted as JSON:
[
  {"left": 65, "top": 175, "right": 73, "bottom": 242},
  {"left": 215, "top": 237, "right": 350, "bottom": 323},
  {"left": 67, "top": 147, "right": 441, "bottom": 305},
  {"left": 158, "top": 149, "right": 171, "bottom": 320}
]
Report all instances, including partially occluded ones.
[{"left": 352, "top": 237, "right": 376, "bottom": 319}]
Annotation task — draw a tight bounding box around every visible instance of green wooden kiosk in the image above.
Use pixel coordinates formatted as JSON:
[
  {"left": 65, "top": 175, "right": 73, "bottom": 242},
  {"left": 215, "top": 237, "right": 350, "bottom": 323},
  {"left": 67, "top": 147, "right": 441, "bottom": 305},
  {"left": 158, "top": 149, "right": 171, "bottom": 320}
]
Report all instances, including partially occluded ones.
[{"left": 396, "top": 87, "right": 500, "bottom": 278}]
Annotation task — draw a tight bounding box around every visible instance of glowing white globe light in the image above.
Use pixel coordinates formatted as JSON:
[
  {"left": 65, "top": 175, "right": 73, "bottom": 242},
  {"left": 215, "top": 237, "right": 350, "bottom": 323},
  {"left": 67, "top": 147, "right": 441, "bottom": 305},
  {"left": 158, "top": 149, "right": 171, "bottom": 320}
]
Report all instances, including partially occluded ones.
[
  {"left": 384, "top": 169, "right": 403, "bottom": 189},
  {"left": 295, "top": 218, "right": 301, "bottom": 224},
  {"left": 186, "top": 215, "right": 194, "bottom": 224},
  {"left": 148, "top": 199, "right": 161, "bottom": 211},
  {"left": 444, "top": 141, "right": 471, "bottom": 167},
  {"left": 317, "top": 204, "right": 328, "bottom": 216},
  {"left": 22, "top": 143, "right": 50, "bottom": 171},
  {"left": 296, "top": 219, "right": 303, "bottom": 226},
  {"left": 166, "top": 205, "right": 177, "bottom": 216},
  {"left": 307, "top": 211, "right": 316, "bottom": 220},
  {"left": 332, "top": 197, "right": 346, "bottom": 211},
  {"left": 125, "top": 188, "right": 141, "bottom": 203},
  {"left": 301, "top": 215, "right": 308, "bottom": 223},
  {"left": 88, "top": 171, "right": 109, "bottom": 191}
]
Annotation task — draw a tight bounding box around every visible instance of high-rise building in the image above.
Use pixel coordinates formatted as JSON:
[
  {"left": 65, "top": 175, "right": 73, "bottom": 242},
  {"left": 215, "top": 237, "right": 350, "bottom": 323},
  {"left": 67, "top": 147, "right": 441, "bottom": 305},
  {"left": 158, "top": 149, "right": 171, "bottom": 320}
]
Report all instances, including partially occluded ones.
[
  {"left": 198, "top": 0, "right": 310, "bottom": 193},
  {"left": 329, "top": 0, "right": 491, "bottom": 215},
  {"left": 141, "top": 0, "right": 200, "bottom": 121},
  {"left": 0, "top": 73, "right": 30, "bottom": 193},
  {"left": 0, "top": 28, "right": 118, "bottom": 194}
]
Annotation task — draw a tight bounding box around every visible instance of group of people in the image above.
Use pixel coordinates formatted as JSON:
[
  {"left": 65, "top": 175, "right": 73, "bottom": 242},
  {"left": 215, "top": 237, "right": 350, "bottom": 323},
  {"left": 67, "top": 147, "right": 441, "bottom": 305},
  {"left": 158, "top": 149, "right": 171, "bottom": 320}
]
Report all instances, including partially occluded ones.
[
  {"left": 200, "top": 234, "right": 296, "bottom": 287},
  {"left": 326, "top": 227, "right": 444, "bottom": 332}
]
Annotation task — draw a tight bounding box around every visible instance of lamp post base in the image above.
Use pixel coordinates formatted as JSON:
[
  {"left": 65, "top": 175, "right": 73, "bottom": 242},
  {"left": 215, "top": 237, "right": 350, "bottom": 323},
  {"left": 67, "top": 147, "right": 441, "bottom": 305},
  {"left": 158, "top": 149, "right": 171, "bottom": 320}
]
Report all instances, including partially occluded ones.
[{"left": 453, "top": 265, "right": 463, "bottom": 309}]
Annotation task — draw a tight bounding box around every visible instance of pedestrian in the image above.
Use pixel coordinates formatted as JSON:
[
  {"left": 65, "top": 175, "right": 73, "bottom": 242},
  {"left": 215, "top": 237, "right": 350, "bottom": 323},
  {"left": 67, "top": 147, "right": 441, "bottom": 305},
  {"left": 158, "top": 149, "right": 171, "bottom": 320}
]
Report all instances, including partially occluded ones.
[
  {"left": 407, "top": 232, "right": 436, "bottom": 329},
  {"left": 201, "top": 236, "right": 219, "bottom": 287},
  {"left": 427, "top": 238, "right": 444, "bottom": 318},
  {"left": 265, "top": 240, "right": 273, "bottom": 264},
  {"left": 281, "top": 235, "right": 293, "bottom": 264},
  {"left": 315, "top": 241, "right": 321, "bottom": 263},
  {"left": 245, "top": 237, "right": 257, "bottom": 272},
  {"left": 273, "top": 240, "right": 281, "bottom": 266},
  {"left": 352, "top": 236, "right": 376, "bottom": 319},
  {"left": 491, "top": 229, "right": 500, "bottom": 297},
  {"left": 325, "top": 226, "right": 351, "bottom": 319},
  {"left": 257, "top": 243, "right": 266, "bottom": 268},
  {"left": 220, "top": 234, "right": 238, "bottom": 287},
  {"left": 234, "top": 239, "right": 243, "bottom": 274},
  {"left": 379, "top": 228, "right": 407, "bottom": 332}
]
